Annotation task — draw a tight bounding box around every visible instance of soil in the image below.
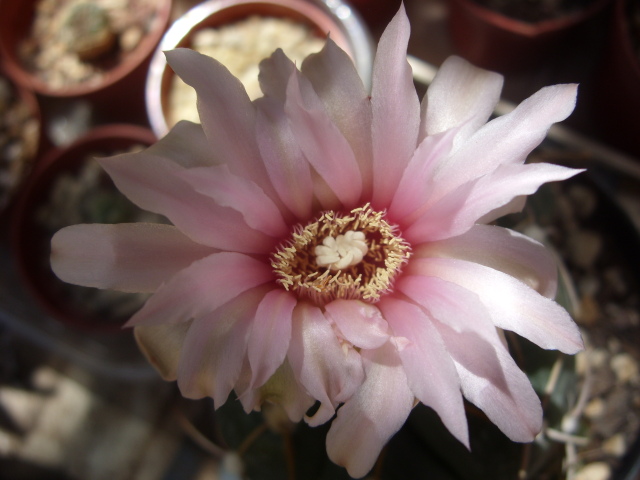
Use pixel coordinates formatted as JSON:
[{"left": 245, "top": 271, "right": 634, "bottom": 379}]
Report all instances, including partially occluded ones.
[
  {"left": 473, "top": 0, "right": 599, "bottom": 22},
  {"left": 18, "top": 0, "right": 159, "bottom": 89},
  {"left": 0, "top": 75, "right": 39, "bottom": 211},
  {"left": 506, "top": 147, "right": 640, "bottom": 478}
]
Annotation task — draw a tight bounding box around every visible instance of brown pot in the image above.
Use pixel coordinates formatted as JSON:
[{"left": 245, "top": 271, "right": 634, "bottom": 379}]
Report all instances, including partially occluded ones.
[
  {"left": 145, "top": 0, "right": 374, "bottom": 137},
  {"left": 10, "top": 124, "right": 158, "bottom": 333},
  {"left": 0, "top": 0, "right": 172, "bottom": 121},
  {"left": 591, "top": 0, "right": 640, "bottom": 159},
  {"left": 447, "top": 0, "right": 612, "bottom": 72}
]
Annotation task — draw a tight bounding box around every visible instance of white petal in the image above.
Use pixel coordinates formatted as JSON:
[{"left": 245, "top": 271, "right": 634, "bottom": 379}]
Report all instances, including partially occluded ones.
[
  {"left": 370, "top": 3, "right": 420, "bottom": 208},
  {"left": 445, "top": 327, "right": 543, "bottom": 442},
  {"left": 51, "top": 223, "right": 214, "bottom": 293},
  {"left": 408, "top": 257, "right": 584, "bottom": 354},
  {"left": 415, "top": 224, "right": 559, "bottom": 298},
  {"left": 325, "top": 300, "right": 389, "bottom": 349},
  {"left": 176, "top": 286, "right": 266, "bottom": 404},
  {"left": 326, "top": 342, "right": 414, "bottom": 478},
  {"left": 421, "top": 55, "right": 503, "bottom": 147},
  {"left": 430, "top": 84, "right": 578, "bottom": 203},
  {"left": 145, "top": 120, "right": 214, "bottom": 168},
  {"left": 125, "top": 252, "right": 273, "bottom": 327},
  {"left": 247, "top": 289, "right": 296, "bottom": 388},
  {"left": 99, "top": 153, "right": 275, "bottom": 253},
  {"left": 285, "top": 70, "right": 362, "bottom": 208},
  {"left": 178, "top": 164, "right": 289, "bottom": 238},
  {"left": 287, "top": 302, "right": 364, "bottom": 426},
  {"left": 254, "top": 96, "right": 314, "bottom": 220},
  {"left": 165, "top": 49, "right": 270, "bottom": 189},
  {"left": 302, "top": 39, "right": 374, "bottom": 198},
  {"left": 379, "top": 297, "right": 469, "bottom": 448}
]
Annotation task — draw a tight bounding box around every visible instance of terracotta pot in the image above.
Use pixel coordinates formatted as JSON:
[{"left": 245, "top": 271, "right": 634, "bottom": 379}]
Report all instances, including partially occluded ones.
[
  {"left": 0, "top": 0, "right": 172, "bottom": 121},
  {"left": 0, "top": 62, "right": 43, "bottom": 216},
  {"left": 10, "top": 124, "right": 158, "bottom": 333},
  {"left": 591, "top": 0, "right": 640, "bottom": 159},
  {"left": 145, "top": 0, "right": 374, "bottom": 137},
  {"left": 447, "top": 0, "right": 612, "bottom": 72},
  {"left": 348, "top": 0, "right": 403, "bottom": 31}
]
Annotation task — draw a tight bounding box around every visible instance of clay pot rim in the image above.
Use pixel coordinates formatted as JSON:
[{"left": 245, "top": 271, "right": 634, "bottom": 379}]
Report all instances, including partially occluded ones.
[
  {"left": 449, "top": 0, "right": 612, "bottom": 37},
  {"left": 145, "top": 0, "right": 374, "bottom": 138},
  {"left": 10, "top": 124, "right": 157, "bottom": 333},
  {"left": 0, "top": 0, "right": 173, "bottom": 98}
]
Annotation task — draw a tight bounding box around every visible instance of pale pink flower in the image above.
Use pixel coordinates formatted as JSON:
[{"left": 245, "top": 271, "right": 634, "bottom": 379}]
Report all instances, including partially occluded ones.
[{"left": 51, "top": 5, "right": 583, "bottom": 478}]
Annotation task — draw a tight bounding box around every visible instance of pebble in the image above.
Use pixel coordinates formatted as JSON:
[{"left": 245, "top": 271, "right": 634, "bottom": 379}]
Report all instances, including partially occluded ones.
[
  {"left": 610, "top": 353, "right": 639, "bottom": 384},
  {"left": 574, "top": 462, "right": 611, "bottom": 480},
  {"left": 602, "top": 433, "right": 627, "bottom": 457},
  {"left": 566, "top": 229, "right": 603, "bottom": 269},
  {"left": 584, "top": 397, "right": 605, "bottom": 419},
  {"left": 0, "top": 75, "right": 39, "bottom": 210},
  {"left": 119, "top": 26, "right": 143, "bottom": 52}
]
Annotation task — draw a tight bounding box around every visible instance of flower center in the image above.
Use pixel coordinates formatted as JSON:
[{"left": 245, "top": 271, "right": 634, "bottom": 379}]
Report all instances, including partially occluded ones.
[{"left": 271, "top": 204, "right": 411, "bottom": 305}]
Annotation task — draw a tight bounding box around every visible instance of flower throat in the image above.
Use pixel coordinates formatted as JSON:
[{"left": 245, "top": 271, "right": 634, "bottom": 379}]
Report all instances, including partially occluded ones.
[{"left": 271, "top": 204, "right": 411, "bottom": 306}]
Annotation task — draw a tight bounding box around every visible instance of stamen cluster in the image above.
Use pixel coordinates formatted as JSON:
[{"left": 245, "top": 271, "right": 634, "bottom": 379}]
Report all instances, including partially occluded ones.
[{"left": 271, "top": 205, "right": 411, "bottom": 305}]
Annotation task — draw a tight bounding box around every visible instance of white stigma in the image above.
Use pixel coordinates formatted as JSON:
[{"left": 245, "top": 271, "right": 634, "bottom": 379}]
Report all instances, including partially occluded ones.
[{"left": 314, "top": 230, "right": 368, "bottom": 271}]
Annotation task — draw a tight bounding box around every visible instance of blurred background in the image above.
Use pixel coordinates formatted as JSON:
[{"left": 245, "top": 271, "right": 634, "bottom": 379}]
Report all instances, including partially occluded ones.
[{"left": 1, "top": 0, "right": 639, "bottom": 479}]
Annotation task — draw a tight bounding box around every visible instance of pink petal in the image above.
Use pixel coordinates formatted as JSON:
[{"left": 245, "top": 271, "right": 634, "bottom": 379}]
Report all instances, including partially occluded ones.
[
  {"left": 421, "top": 55, "right": 503, "bottom": 146},
  {"left": 165, "top": 49, "right": 271, "bottom": 190},
  {"left": 247, "top": 289, "right": 297, "bottom": 388},
  {"left": 287, "top": 302, "right": 364, "bottom": 426},
  {"left": 403, "top": 178, "right": 477, "bottom": 242},
  {"left": 324, "top": 300, "right": 389, "bottom": 349},
  {"left": 99, "top": 154, "right": 275, "bottom": 253},
  {"left": 430, "top": 84, "right": 578, "bottom": 202},
  {"left": 301, "top": 39, "right": 374, "bottom": 198},
  {"left": 452, "top": 163, "right": 582, "bottom": 233},
  {"left": 415, "top": 224, "right": 558, "bottom": 298},
  {"left": 285, "top": 69, "right": 362, "bottom": 208},
  {"left": 51, "top": 223, "right": 214, "bottom": 293},
  {"left": 388, "top": 128, "right": 456, "bottom": 222},
  {"left": 145, "top": 120, "right": 214, "bottom": 168},
  {"left": 478, "top": 195, "right": 527, "bottom": 225},
  {"left": 370, "top": 4, "right": 420, "bottom": 208},
  {"left": 258, "top": 48, "right": 296, "bottom": 102},
  {"left": 408, "top": 257, "right": 584, "bottom": 354},
  {"left": 406, "top": 163, "right": 582, "bottom": 242},
  {"left": 178, "top": 164, "right": 289, "bottom": 238},
  {"left": 125, "top": 252, "right": 273, "bottom": 327},
  {"left": 442, "top": 324, "right": 543, "bottom": 442},
  {"left": 398, "top": 274, "right": 503, "bottom": 340},
  {"left": 326, "top": 342, "right": 414, "bottom": 478},
  {"left": 176, "top": 286, "right": 266, "bottom": 404},
  {"left": 398, "top": 274, "right": 543, "bottom": 441},
  {"left": 254, "top": 96, "right": 314, "bottom": 220},
  {"left": 134, "top": 322, "right": 191, "bottom": 381},
  {"left": 378, "top": 297, "right": 469, "bottom": 448},
  {"left": 398, "top": 275, "right": 509, "bottom": 383}
]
